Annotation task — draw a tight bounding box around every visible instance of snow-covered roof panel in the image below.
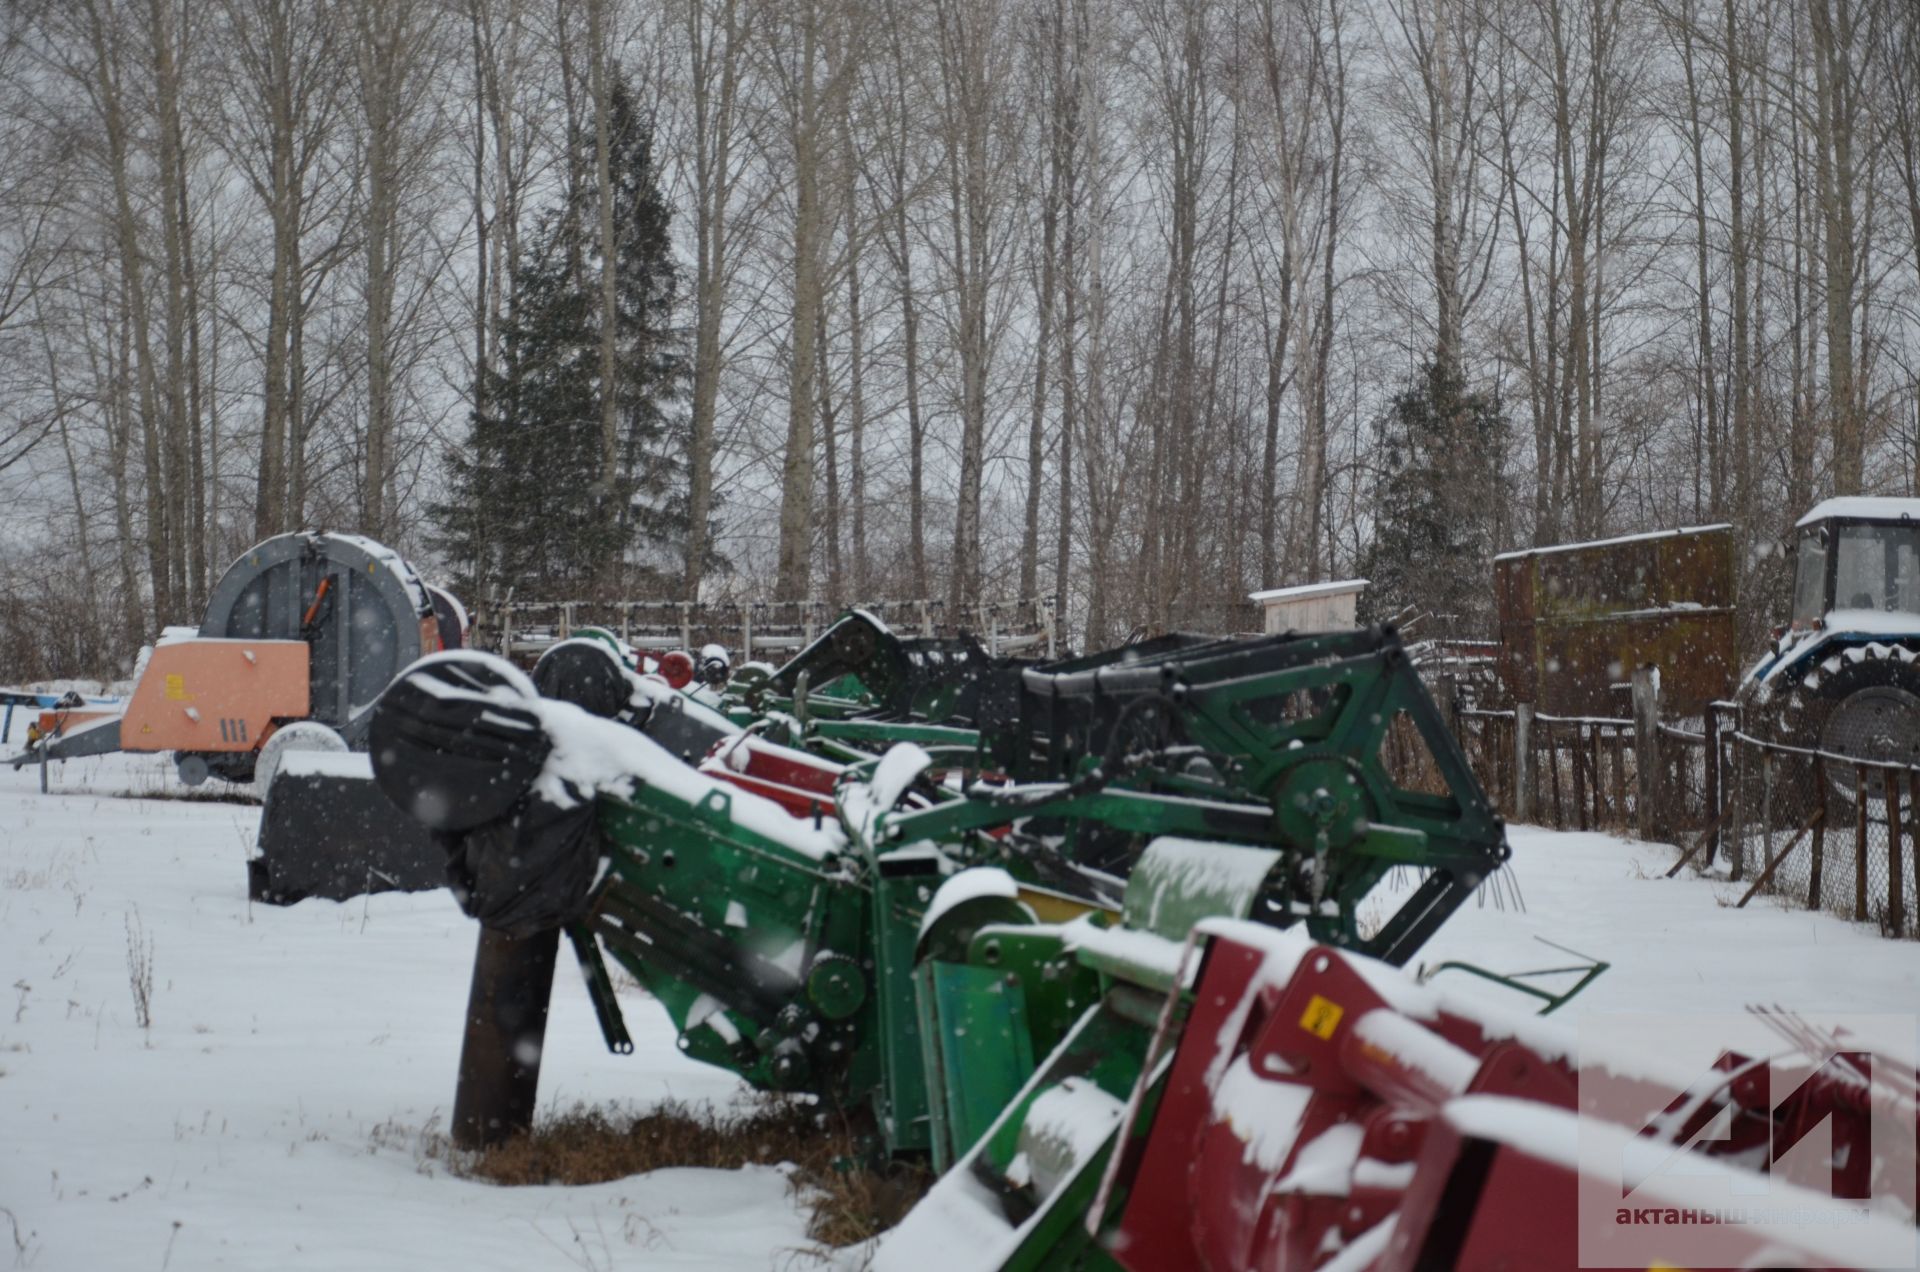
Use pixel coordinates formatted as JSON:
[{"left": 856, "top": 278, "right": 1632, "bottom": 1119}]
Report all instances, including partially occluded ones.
[
  {"left": 1248, "top": 579, "right": 1369, "bottom": 604},
  {"left": 1796, "top": 497, "right": 1920, "bottom": 527},
  {"left": 1493, "top": 525, "right": 1731, "bottom": 562}
]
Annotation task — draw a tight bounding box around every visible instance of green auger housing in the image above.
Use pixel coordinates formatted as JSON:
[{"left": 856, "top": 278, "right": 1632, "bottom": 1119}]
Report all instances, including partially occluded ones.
[{"left": 371, "top": 622, "right": 1508, "bottom": 1171}]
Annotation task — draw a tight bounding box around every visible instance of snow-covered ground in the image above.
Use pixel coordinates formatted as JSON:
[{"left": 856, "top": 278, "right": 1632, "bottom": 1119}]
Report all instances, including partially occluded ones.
[
  {"left": 5, "top": 749, "right": 1920, "bottom": 1269},
  {"left": 0, "top": 752, "right": 826, "bottom": 1271}
]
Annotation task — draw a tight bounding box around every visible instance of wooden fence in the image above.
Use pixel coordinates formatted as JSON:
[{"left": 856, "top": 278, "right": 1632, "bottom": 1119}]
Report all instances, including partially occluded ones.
[{"left": 1444, "top": 670, "right": 1920, "bottom": 940}]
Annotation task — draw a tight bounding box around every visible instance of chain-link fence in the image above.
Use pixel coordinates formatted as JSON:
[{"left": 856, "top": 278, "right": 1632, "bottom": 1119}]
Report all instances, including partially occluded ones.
[{"left": 1721, "top": 733, "right": 1920, "bottom": 938}]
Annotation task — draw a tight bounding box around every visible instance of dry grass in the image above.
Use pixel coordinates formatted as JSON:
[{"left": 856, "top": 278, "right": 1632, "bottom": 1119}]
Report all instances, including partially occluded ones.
[
  {"left": 112, "top": 782, "right": 259, "bottom": 805},
  {"left": 449, "top": 1095, "right": 930, "bottom": 1249},
  {"left": 124, "top": 908, "right": 154, "bottom": 1033}
]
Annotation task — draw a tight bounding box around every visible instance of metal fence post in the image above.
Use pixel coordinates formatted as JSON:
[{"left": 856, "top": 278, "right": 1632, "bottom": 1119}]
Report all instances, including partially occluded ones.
[
  {"left": 1810, "top": 756, "right": 1826, "bottom": 910},
  {"left": 1889, "top": 775, "right": 1905, "bottom": 936},
  {"left": 1632, "top": 666, "right": 1660, "bottom": 841},
  {"left": 1911, "top": 772, "right": 1920, "bottom": 933},
  {"left": 1572, "top": 723, "right": 1590, "bottom": 831},
  {"left": 1514, "top": 703, "right": 1534, "bottom": 823},
  {"left": 1727, "top": 736, "right": 1745, "bottom": 879},
  {"left": 1704, "top": 703, "right": 1722, "bottom": 867},
  {"left": 1610, "top": 728, "right": 1628, "bottom": 823},
  {"left": 1855, "top": 765, "right": 1870, "bottom": 922}
]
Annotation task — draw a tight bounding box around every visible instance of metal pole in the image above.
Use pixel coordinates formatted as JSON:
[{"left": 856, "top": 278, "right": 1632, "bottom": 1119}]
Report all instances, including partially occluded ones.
[
  {"left": 1810, "top": 756, "right": 1826, "bottom": 910},
  {"left": 1889, "top": 774, "right": 1905, "bottom": 936},
  {"left": 1910, "top": 771, "right": 1920, "bottom": 931},
  {"left": 1703, "top": 703, "right": 1721, "bottom": 869},
  {"left": 452, "top": 924, "right": 561, "bottom": 1151},
  {"left": 1631, "top": 666, "right": 1660, "bottom": 841},
  {"left": 1514, "top": 703, "right": 1533, "bottom": 823},
  {"left": 1729, "top": 736, "right": 1746, "bottom": 879},
  {"left": 1550, "top": 724, "right": 1564, "bottom": 826},
  {"left": 1572, "top": 723, "right": 1589, "bottom": 832},
  {"left": 1611, "top": 728, "right": 1628, "bottom": 822},
  {"left": 1855, "top": 765, "right": 1870, "bottom": 922}
]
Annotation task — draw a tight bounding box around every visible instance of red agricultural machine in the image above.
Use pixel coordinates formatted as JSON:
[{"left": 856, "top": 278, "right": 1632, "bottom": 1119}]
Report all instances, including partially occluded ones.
[{"left": 870, "top": 917, "right": 1917, "bottom": 1270}]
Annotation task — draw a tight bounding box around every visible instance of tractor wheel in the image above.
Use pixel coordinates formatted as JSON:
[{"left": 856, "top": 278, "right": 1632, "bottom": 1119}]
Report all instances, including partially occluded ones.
[
  {"left": 253, "top": 720, "right": 348, "bottom": 802},
  {"left": 1802, "top": 654, "right": 1920, "bottom": 803}
]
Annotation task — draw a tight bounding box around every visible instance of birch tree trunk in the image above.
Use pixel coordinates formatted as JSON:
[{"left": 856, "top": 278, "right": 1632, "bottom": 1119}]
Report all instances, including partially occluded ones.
[{"left": 681, "top": 0, "right": 747, "bottom": 602}]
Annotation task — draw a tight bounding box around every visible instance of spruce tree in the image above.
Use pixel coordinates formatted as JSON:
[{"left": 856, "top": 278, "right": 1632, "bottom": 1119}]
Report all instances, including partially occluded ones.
[
  {"left": 437, "top": 72, "right": 687, "bottom": 598},
  {"left": 604, "top": 79, "right": 690, "bottom": 569},
  {"left": 1358, "top": 363, "right": 1507, "bottom": 638}
]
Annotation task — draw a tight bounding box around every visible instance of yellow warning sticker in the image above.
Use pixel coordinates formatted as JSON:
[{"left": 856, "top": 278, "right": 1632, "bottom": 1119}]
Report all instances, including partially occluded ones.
[
  {"left": 1299, "top": 994, "right": 1344, "bottom": 1040},
  {"left": 163, "top": 673, "right": 187, "bottom": 701}
]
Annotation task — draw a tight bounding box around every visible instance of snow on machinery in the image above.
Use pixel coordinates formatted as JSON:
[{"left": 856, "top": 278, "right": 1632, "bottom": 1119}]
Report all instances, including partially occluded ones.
[
  {"left": 363, "top": 622, "right": 1496, "bottom": 1159},
  {"left": 3, "top": 530, "right": 471, "bottom": 905},
  {"left": 1743, "top": 498, "right": 1920, "bottom": 797},
  {"left": 358, "top": 613, "right": 1920, "bottom": 1268},
  {"left": 10, "top": 530, "right": 466, "bottom": 789},
  {"left": 868, "top": 917, "right": 1917, "bottom": 1271}
]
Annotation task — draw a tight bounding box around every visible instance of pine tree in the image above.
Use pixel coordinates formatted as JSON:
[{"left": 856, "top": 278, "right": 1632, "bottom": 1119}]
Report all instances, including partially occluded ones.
[
  {"left": 1358, "top": 363, "right": 1507, "bottom": 639},
  {"left": 603, "top": 79, "right": 692, "bottom": 577},
  {"left": 437, "top": 73, "right": 687, "bottom": 598}
]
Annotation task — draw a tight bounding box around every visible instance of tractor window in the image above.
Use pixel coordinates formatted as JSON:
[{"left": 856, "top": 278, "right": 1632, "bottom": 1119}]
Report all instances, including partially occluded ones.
[
  {"left": 1792, "top": 528, "right": 1828, "bottom": 622},
  {"left": 1833, "top": 523, "right": 1920, "bottom": 615}
]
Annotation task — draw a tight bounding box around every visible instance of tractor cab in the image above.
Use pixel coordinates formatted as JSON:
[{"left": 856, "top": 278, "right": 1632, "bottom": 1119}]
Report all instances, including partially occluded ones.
[
  {"left": 1789, "top": 499, "right": 1920, "bottom": 632},
  {"left": 1746, "top": 497, "right": 1920, "bottom": 793}
]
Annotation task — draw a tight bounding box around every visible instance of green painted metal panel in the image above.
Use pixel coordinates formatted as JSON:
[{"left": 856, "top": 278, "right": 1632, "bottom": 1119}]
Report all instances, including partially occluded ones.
[{"left": 927, "top": 961, "right": 1035, "bottom": 1167}]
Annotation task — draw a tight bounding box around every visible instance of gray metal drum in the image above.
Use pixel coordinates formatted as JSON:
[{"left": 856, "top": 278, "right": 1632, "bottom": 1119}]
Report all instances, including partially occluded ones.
[{"left": 202, "top": 532, "right": 437, "bottom": 744}]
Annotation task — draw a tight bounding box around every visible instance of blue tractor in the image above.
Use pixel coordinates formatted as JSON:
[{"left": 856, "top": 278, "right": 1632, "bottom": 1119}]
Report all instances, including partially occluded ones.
[{"left": 1743, "top": 497, "right": 1920, "bottom": 796}]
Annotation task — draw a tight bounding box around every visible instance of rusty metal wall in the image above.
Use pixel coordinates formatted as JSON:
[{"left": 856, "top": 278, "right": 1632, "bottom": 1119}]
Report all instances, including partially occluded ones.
[{"left": 1495, "top": 525, "right": 1736, "bottom": 716}]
